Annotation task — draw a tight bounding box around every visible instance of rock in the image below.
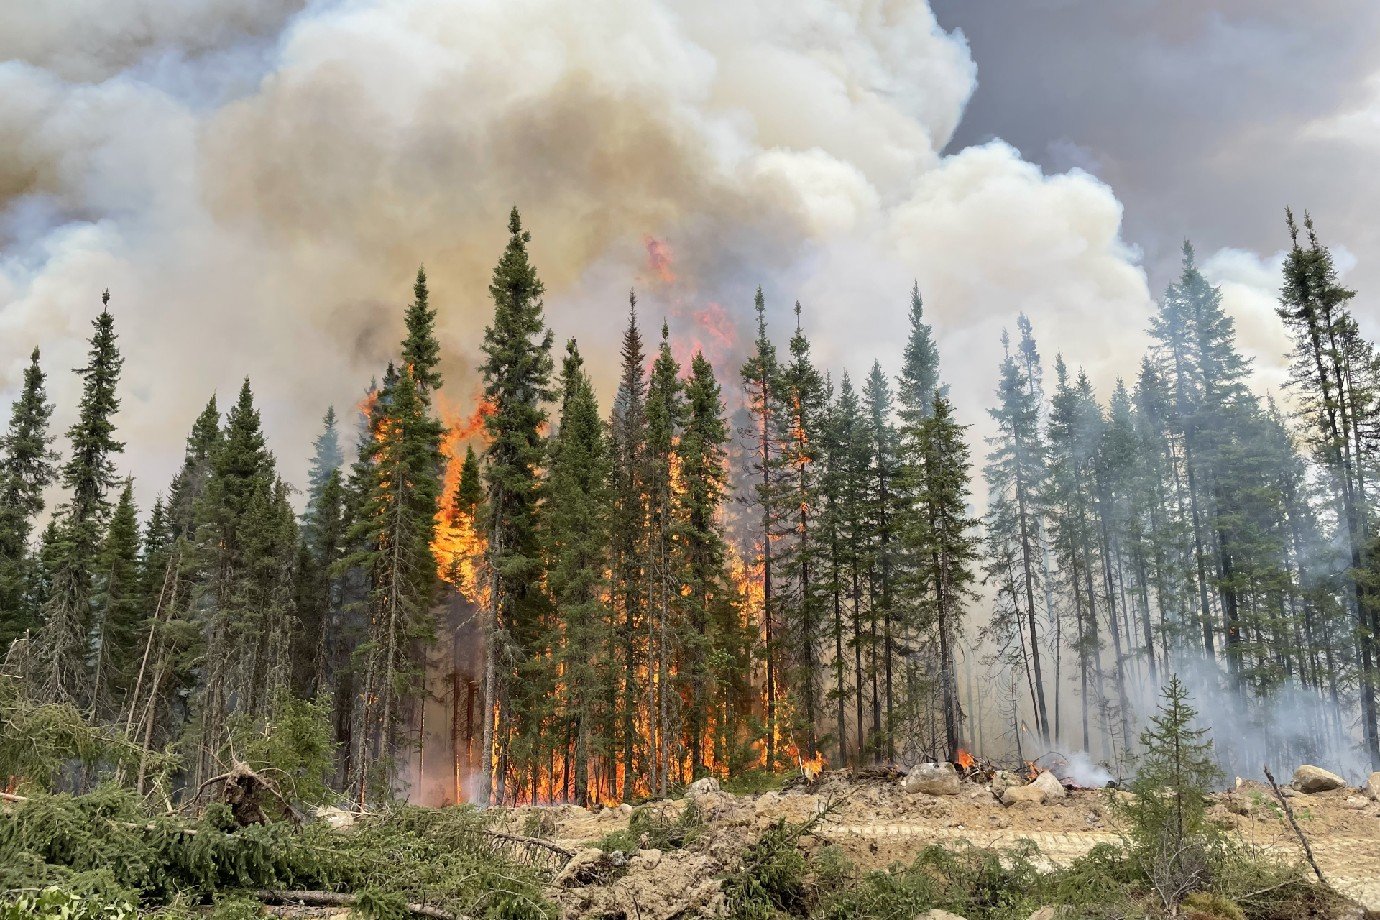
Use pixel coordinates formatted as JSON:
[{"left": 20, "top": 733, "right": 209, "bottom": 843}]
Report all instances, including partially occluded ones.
[
  {"left": 554, "top": 848, "right": 618, "bottom": 888},
  {"left": 903, "top": 762, "right": 961, "bottom": 796},
  {"left": 990, "top": 770, "right": 1025, "bottom": 798},
  {"left": 917, "top": 911, "right": 967, "bottom": 920},
  {"left": 686, "top": 776, "right": 721, "bottom": 797},
  {"left": 1224, "top": 794, "right": 1253, "bottom": 816},
  {"left": 1001, "top": 784, "right": 1047, "bottom": 807},
  {"left": 1028, "top": 909, "right": 1060, "bottom": 920},
  {"left": 629, "top": 848, "right": 663, "bottom": 871},
  {"left": 1344, "top": 795, "right": 1369, "bottom": 810},
  {"left": 1031, "top": 770, "right": 1067, "bottom": 801},
  {"left": 1292, "top": 764, "right": 1345, "bottom": 793},
  {"left": 619, "top": 802, "right": 634, "bottom": 815},
  {"left": 1366, "top": 771, "right": 1380, "bottom": 801}
]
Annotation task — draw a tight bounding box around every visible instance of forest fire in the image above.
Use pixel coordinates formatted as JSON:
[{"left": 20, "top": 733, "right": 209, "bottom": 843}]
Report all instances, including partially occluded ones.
[
  {"left": 955, "top": 748, "right": 976, "bottom": 771},
  {"left": 799, "top": 751, "right": 826, "bottom": 783},
  {"left": 431, "top": 393, "right": 494, "bottom": 604}
]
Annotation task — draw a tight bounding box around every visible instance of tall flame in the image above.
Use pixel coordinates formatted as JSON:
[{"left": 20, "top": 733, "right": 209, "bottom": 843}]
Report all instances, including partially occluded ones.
[{"left": 432, "top": 391, "right": 494, "bottom": 605}]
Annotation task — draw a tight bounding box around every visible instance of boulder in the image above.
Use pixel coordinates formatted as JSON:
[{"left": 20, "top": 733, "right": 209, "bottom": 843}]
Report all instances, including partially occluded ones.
[
  {"left": 1292, "top": 764, "right": 1345, "bottom": 793},
  {"left": 1001, "top": 784, "right": 1047, "bottom": 807},
  {"left": 903, "top": 762, "right": 961, "bottom": 796},
  {"left": 1366, "top": 771, "right": 1380, "bottom": 801},
  {"left": 1031, "top": 770, "right": 1067, "bottom": 801},
  {"left": 686, "top": 776, "right": 721, "bottom": 797},
  {"left": 990, "top": 770, "right": 1025, "bottom": 798}
]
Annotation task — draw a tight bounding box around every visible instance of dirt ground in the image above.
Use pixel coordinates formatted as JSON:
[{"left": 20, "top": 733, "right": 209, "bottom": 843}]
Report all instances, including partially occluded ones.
[{"left": 493, "top": 771, "right": 1380, "bottom": 919}]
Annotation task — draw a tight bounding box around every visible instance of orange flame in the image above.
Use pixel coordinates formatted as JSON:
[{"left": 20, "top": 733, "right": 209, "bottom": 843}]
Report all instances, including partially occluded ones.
[
  {"left": 799, "top": 751, "right": 826, "bottom": 783},
  {"left": 645, "top": 236, "right": 676, "bottom": 284},
  {"left": 955, "top": 748, "right": 975, "bottom": 771},
  {"left": 432, "top": 390, "right": 494, "bottom": 604}
]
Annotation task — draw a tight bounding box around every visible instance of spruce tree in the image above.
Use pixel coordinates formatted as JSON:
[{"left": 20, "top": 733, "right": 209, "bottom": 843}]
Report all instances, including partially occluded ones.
[
  {"left": 478, "top": 207, "right": 554, "bottom": 804},
  {"left": 862, "top": 362, "right": 899, "bottom": 757},
  {"left": 402, "top": 266, "right": 443, "bottom": 399},
  {"left": 344, "top": 364, "right": 442, "bottom": 802},
  {"left": 982, "top": 319, "right": 1051, "bottom": 743},
  {"left": 544, "top": 339, "right": 611, "bottom": 804},
  {"left": 677, "top": 350, "right": 744, "bottom": 777},
  {"left": 31, "top": 292, "right": 124, "bottom": 705},
  {"left": 777, "top": 303, "right": 826, "bottom": 755},
  {"left": 644, "top": 323, "right": 684, "bottom": 795},
  {"left": 0, "top": 348, "right": 57, "bottom": 646},
  {"left": 608, "top": 295, "right": 649, "bottom": 798},
  {"left": 89, "top": 479, "right": 142, "bottom": 718},
  {"left": 741, "top": 287, "right": 784, "bottom": 766},
  {"left": 909, "top": 394, "right": 980, "bottom": 760}
]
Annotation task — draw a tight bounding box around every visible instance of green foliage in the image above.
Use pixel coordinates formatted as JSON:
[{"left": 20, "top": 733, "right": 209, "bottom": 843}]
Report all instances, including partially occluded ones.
[
  {"left": 723, "top": 818, "right": 811, "bottom": 920},
  {"left": 0, "top": 886, "right": 136, "bottom": 920},
  {"left": 224, "top": 691, "right": 337, "bottom": 808},
  {"left": 596, "top": 800, "right": 704, "bottom": 853},
  {"left": 0, "top": 676, "right": 175, "bottom": 792},
  {"left": 0, "top": 791, "right": 554, "bottom": 919},
  {"left": 1119, "top": 675, "right": 1226, "bottom": 910}
]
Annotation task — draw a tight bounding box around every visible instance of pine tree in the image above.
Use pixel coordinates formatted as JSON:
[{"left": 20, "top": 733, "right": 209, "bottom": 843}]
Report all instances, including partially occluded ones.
[
  {"left": 544, "top": 339, "right": 612, "bottom": 804},
  {"left": 478, "top": 207, "right": 554, "bottom": 804},
  {"left": 31, "top": 292, "right": 124, "bottom": 705},
  {"left": 0, "top": 348, "right": 57, "bottom": 647}
]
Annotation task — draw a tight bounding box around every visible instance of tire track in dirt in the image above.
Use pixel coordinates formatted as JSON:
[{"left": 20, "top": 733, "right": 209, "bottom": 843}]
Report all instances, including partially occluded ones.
[{"left": 821, "top": 821, "right": 1380, "bottom": 912}]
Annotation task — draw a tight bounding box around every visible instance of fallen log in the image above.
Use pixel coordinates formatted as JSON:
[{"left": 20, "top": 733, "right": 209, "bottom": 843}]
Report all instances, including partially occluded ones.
[{"left": 255, "top": 889, "right": 462, "bottom": 920}]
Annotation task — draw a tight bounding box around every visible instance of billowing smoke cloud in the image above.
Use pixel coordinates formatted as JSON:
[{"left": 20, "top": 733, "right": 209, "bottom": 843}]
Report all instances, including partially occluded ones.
[{"left": 1, "top": 0, "right": 1160, "bottom": 512}]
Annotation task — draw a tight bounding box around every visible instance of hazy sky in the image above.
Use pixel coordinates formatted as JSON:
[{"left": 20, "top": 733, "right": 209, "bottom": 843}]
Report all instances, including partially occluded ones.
[{"left": 1, "top": 0, "right": 1376, "bottom": 509}]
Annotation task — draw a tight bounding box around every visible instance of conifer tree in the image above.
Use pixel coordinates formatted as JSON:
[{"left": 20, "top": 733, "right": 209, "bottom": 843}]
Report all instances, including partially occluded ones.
[
  {"left": 1123, "top": 675, "right": 1224, "bottom": 909},
  {"left": 982, "top": 319, "right": 1051, "bottom": 743},
  {"left": 544, "top": 339, "right": 612, "bottom": 804},
  {"left": 344, "top": 364, "right": 442, "bottom": 802},
  {"left": 776, "top": 302, "right": 826, "bottom": 755},
  {"left": 740, "top": 287, "right": 784, "bottom": 766},
  {"left": 305, "top": 406, "right": 344, "bottom": 527},
  {"left": 608, "top": 295, "right": 649, "bottom": 798},
  {"left": 31, "top": 292, "right": 124, "bottom": 705},
  {"left": 402, "top": 266, "right": 443, "bottom": 399},
  {"left": 644, "top": 323, "right": 684, "bottom": 795},
  {"left": 456, "top": 446, "right": 483, "bottom": 519},
  {"left": 677, "top": 351, "right": 744, "bottom": 777},
  {"left": 89, "top": 479, "right": 142, "bottom": 718},
  {"left": 1279, "top": 211, "right": 1380, "bottom": 764},
  {"left": 862, "top": 362, "right": 899, "bottom": 756},
  {"left": 0, "top": 348, "right": 57, "bottom": 647},
  {"left": 909, "top": 394, "right": 980, "bottom": 760},
  {"left": 478, "top": 207, "right": 554, "bottom": 804}
]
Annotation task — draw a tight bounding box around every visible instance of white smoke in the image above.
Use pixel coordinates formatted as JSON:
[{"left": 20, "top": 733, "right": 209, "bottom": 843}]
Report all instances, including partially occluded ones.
[{"left": 0, "top": 0, "right": 1162, "bottom": 509}]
